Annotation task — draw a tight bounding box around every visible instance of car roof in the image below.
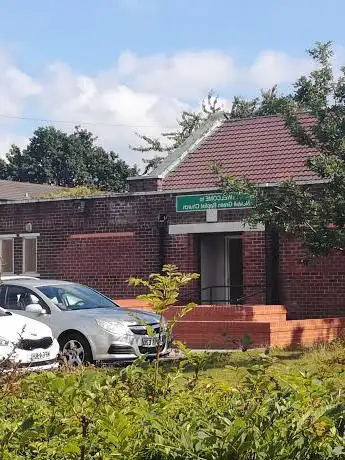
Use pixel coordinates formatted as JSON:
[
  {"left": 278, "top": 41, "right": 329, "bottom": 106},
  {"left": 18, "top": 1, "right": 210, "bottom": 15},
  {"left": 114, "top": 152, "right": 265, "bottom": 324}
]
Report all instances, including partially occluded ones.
[
  {"left": 0, "top": 275, "right": 39, "bottom": 280},
  {"left": 1, "top": 279, "right": 76, "bottom": 288}
]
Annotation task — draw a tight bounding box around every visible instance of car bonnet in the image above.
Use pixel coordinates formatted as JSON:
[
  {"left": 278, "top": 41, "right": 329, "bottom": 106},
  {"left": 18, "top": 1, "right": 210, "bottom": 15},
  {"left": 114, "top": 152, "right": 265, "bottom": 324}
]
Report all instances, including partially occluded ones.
[
  {"left": 70, "top": 307, "right": 161, "bottom": 325},
  {"left": 0, "top": 312, "right": 53, "bottom": 342}
]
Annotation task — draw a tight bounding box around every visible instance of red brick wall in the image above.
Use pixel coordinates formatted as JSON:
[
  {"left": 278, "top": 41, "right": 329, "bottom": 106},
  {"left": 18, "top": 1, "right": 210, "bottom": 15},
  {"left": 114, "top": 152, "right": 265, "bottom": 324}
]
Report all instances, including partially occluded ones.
[
  {"left": 165, "top": 234, "right": 200, "bottom": 303},
  {"left": 270, "top": 318, "right": 345, "bottom": 347},
  {"left": 280, "top": 237, "right": 345, "bottom": 319},
  {"left": 58, "top": 232, "right": 139, "bottom": 298},
  {"left": 173, "top": 320, "right": 271, "bottom": 349},
  {"left": 163, "top": 305, "right": 345, "bottom": 349},
  {"left": 163, "top": 304, "right": 287, "bottom": 322},
  {"left": 242, "top": 232, "right": 266, "bottom": 304},
  {"left": 172, "top": 316, "right": 345, "bottom": 349},
  {"left": 0, "top": 195, "right": 201, "bottom": 304},
  {"left": 241, "top": 230, "right": 345, "bottom": 319},
  {"left": 128, "top": 178, "right": 162, "bottom": 192},
  {"left": 1, "top": 193, "right": 345, "bottom": 320}
]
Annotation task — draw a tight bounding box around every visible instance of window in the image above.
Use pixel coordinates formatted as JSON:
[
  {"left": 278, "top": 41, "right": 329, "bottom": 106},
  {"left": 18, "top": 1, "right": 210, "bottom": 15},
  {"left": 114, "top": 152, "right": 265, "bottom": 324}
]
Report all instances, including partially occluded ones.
[
  {"left": 21, "top": 234, "right": 38, "bottom": 274},
  {"left": 37, "top": 283, "right": 116, "bottom": 311},
  {"left": 5, "top": 285, "right": 42, "bottom": 311},
  {"left": 0, "top": 236, "right": 14, "bottom": 274}
]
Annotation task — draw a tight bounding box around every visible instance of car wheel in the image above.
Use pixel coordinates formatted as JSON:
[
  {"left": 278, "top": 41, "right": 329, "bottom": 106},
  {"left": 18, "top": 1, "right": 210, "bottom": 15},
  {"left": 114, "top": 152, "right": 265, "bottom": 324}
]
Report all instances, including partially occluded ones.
[{"left": 59, "top": 333, "right": 93, "bottom": 366}]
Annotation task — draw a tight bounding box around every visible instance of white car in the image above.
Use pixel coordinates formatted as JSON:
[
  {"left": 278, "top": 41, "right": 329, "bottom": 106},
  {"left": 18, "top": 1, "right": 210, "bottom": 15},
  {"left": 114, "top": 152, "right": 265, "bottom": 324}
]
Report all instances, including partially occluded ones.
[
  {"left": 0, "top": 279, "right": 171, "bottom": 365},
  {"left": 0, "top": 307, "right": 59, "bottom": 371}
]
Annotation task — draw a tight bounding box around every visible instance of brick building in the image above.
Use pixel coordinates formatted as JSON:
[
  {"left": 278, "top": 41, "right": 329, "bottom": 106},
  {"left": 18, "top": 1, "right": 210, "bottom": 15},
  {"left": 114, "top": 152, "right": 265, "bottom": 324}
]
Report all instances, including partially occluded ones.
[{"left": 0, "top": 113, "right": 344, "bottom": 321}]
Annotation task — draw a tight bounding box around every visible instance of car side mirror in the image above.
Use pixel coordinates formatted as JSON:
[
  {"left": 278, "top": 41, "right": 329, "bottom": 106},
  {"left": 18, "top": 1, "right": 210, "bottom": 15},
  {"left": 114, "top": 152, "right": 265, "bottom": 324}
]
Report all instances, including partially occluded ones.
[{"left": 25, "top": 304, "right": 46, "bottom": 315}]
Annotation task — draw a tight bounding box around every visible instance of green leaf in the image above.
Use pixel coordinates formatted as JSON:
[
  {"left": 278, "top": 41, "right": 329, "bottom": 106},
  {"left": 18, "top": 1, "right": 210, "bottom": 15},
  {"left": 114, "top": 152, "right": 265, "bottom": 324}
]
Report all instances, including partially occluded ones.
[{"left": 19, "top": 416, "right": 34, "bottom": 431}]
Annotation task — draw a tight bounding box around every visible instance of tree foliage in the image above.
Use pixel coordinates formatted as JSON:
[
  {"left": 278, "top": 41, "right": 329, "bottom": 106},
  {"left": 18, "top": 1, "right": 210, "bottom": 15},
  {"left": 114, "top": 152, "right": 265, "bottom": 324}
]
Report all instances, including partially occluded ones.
[
  {"left": 229, "top": 86, "right": 294, "bottom": 119},
  {"left": 42, "top": 186, "right": 105, "bottom": 199},
  {"left": 131, "top": 92, "right": 221, "bottom": 155},
  {"left": 131, "top": 92, "right": 222, "bottom": 174},
  {"left": 0, "top": 126, "right": 138, "bottom": 192},
  {"left": 218, "top": 41, "right": 345, "bottom": 257},
  {"left": 129, "top": 264, "right": 199, "bottom": 401},
  {"left": 129, "top": 264, "right": 199, "bottom": 315}
]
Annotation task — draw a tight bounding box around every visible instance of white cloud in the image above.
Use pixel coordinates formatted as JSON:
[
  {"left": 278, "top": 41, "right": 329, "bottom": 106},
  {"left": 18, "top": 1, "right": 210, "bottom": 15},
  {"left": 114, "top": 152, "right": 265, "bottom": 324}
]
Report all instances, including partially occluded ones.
[
  {"left": 249, "top": 50, "right": 314, "bottom": 88},
  {"left": 116, "top": 50, "right": 235, "bottom": 99},
  {"left": 0, "top": 45, "right": 322, "bottom": 164},
  {"left": 0, "top": 133, "right": 28, "bottom": 156},
  {"left": 39, "top": 62, "right": 177, "bottom": 163},
  {"left": 0, "top": 49, "right": 41, "bottom": 117},
  {"left": 0, "top": 49, "right": 40, "bottom": 157},
  {"left": 37, "top": 51, "right": 234, "bottom": 164}
]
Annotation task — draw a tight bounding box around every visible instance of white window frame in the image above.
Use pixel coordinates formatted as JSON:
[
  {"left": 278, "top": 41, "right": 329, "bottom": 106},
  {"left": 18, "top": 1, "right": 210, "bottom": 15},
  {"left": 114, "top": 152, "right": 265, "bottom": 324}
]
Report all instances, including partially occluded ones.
[
  {"left": 0, "top": 234, "right": 15, "bottom": 275},
  {"left": 20, "top": 233, "right": 40, "bottom": 275}
]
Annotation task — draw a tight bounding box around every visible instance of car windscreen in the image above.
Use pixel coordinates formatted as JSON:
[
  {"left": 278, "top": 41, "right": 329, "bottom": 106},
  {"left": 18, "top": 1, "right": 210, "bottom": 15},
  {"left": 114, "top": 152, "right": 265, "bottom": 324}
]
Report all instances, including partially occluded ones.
[{"left": 36, "top": 284, "right": 117, "bottom": 311}]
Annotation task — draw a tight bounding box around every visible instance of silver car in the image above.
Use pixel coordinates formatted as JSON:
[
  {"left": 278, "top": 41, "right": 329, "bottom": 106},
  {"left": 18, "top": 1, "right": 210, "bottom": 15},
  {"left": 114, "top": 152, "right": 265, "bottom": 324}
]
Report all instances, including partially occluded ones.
[{"left": 0, "top": 279, "right": 171, "bottom": 365}]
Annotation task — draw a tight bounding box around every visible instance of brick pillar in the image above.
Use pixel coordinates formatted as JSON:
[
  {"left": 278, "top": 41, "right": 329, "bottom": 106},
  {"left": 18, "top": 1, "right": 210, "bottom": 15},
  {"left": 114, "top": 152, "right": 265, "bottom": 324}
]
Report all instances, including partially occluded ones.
[
  {"left": 242, "top": 232, "right": 266, "bottom": 304},
  {"left": 265, "top": 226, "right": 280, "bottom": 304},
  {"left": 166, "top": 233, "right": 200, "bottom": 304}
]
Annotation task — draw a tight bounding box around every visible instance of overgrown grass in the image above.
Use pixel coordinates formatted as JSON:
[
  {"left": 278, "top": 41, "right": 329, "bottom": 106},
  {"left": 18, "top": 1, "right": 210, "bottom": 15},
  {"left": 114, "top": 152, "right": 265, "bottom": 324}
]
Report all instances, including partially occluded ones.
[
  {"left": 2, "top": 342, "right": 345, "bottom": 459},
  {"left": 173, "top": 341, "right": 345, "bottom": 384}
]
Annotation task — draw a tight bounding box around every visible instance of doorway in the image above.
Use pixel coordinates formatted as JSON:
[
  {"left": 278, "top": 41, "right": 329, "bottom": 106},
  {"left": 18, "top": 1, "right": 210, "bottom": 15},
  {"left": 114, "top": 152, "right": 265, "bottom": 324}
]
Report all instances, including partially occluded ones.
[
  {"left": 200, "top": 234, "right": 243, "bottom": 304},
  {"left": 225, "top": 236, "right": 243, "bottom": 303}
]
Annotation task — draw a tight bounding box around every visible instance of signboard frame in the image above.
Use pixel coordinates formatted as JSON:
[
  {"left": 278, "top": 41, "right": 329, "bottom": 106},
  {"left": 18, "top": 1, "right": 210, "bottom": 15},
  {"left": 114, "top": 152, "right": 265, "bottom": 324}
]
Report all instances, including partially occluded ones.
[{"left": 176, "top": 192, "right": 253, "bottom": 213}]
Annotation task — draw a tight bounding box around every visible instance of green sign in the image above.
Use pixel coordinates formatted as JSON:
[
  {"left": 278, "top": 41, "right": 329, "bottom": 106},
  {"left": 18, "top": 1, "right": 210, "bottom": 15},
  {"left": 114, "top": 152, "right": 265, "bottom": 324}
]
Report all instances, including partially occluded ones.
[{"left": 176, "top": 193, "right": 253, "bottom": 213}]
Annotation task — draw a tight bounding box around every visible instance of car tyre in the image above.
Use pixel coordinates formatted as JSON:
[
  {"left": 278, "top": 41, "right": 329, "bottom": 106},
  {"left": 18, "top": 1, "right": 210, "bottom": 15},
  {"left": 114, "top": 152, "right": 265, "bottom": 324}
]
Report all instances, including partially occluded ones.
[{"left": 58, "top": 332, "right": 93, "bottom": 366}]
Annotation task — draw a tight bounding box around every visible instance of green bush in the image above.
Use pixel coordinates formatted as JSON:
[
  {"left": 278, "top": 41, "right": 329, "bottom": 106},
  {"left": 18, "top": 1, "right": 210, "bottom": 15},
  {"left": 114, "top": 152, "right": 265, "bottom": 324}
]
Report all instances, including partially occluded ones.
[
  {"left": 43, "top": 186, "right": 104, "bottom": 199},
  {"left": 2, "top": 351, "right": 345, "bottom": 459}
]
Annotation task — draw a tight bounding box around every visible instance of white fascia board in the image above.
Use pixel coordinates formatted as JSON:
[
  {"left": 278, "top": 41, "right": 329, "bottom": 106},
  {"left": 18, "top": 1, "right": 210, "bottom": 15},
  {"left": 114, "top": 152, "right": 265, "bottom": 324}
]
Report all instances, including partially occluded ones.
[{"left": 169, "top": 222, "right": 265, "bottom": 235}]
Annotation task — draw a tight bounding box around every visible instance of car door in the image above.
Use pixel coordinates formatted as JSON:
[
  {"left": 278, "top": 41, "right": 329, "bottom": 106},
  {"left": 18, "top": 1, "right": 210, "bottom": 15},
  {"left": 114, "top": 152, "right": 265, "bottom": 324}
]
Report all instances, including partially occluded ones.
[
  {"left": 3, "top": 285, "right": 51, "bottom": 327},
  {"left": 0, "top": 284, "right": 6, "bottom": 307}
]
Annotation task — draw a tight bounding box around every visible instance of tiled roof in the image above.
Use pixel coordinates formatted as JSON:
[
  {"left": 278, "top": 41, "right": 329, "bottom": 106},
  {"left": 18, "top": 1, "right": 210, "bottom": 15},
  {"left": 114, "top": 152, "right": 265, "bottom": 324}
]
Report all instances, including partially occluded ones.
[
  {"left": 160, "top": 114, "right": 319, "bottom": 191},
  {"left": 0, "top": 180, "right": 62, "bottom": 201}
]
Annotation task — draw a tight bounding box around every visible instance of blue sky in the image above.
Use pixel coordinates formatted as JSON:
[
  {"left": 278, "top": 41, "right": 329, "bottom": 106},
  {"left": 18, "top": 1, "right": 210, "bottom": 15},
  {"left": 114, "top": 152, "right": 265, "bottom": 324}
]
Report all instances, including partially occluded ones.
[{"left": 0, "top": 0, "right": 342, "bottom": 164}]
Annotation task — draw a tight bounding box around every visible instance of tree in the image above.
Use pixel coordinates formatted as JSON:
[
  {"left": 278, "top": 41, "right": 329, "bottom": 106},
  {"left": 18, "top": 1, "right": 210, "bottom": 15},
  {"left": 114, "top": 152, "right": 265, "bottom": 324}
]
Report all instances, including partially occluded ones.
[
  {"left": 256, "top": 86, "right": 296, "bottom": 116},
  {"left": 132, "top": 88, "right": 293, "bottom": 175},
  {"left": 218, "top": 41, "right": 345, "bottom": 257},
  {"left": 1, "top": 126, "right": 138, "bottom": 191},
  {"left": 128, "top": 264, "right": 199, "bottom": 401},
  {"left": 142, "top": 156, "right": 166, "bottom": 175},
  {"left": 131, "top": 92, "right": 222, "bottom": 174}
]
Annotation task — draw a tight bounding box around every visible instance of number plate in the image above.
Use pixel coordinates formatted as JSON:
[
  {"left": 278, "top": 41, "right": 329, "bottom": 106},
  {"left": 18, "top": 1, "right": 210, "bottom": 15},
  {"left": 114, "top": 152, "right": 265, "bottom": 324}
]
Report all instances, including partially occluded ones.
[
  {"left": 31, "top": 351, "right": 50, "bottom": 361},
  {"left": 142, "top": 336, "right": 165, "bottom": 347}
]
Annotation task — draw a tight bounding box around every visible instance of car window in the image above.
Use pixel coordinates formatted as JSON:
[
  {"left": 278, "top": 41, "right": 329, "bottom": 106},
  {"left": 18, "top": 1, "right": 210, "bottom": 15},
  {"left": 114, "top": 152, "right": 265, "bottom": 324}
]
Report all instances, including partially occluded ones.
[
  {"left": 5, "top": 285, "right": 43, "bottom": 311},
  {"left": 0, "top": 285, "right": 6, "bottom": 307},
  {"left": 37, "top": 284, "right": 116, "bottom": 311}
]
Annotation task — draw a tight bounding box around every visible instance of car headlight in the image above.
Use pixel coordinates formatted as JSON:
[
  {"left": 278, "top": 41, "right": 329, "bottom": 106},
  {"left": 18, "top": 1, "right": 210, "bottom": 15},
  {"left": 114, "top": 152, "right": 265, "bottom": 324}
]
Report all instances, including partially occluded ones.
[
  {"left": 0, "top": 337, "right": 9, "bottom": 346},
  {"left": 96, "top": 319, "right": 129, "bottom": 337}
]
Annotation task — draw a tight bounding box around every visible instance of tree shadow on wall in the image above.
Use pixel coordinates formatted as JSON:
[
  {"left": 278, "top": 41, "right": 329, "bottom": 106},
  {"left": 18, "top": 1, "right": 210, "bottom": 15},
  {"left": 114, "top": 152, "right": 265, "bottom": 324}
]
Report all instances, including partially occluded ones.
[{"left": 285, "top": 320, "right": 345, "bottom": 351}]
